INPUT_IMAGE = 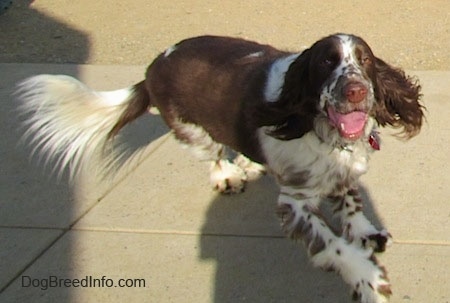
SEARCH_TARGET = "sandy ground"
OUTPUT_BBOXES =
[0,0,449,70]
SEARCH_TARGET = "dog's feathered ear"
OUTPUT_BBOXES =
[373,58,424,138]
[255,48,318,140]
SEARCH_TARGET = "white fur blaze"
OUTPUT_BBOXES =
[16,75,133,179]
[264,53,300,102]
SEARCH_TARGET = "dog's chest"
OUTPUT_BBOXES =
[315,144,369,196]
[259,130,371,197]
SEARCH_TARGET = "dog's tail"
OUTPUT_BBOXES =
[16,74,151,179]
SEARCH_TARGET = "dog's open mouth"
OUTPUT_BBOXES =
[327,107,368,140]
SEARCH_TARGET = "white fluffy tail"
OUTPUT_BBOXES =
[16,75,146,179]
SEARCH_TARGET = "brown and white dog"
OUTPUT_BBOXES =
[17,34,424,303]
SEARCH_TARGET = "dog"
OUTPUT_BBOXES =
[17,33,424,302]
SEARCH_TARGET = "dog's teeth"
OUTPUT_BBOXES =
[340,123,346,131]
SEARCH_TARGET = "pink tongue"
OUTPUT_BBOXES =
[327,107,368,140]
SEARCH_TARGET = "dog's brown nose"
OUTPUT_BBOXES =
[344,83,367,103]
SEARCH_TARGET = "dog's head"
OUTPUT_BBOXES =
[261,34,424,142]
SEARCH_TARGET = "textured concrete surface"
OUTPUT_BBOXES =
[0,1,449,69]
[1,65,449,303]
[1,1,449,303]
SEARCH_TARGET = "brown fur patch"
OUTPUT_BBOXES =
[276,203,296,228]
[108,81,150,139]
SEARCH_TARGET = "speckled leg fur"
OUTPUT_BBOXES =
[277,194,392,303]
[334,189,393,252]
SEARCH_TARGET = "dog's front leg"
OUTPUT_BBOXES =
[333,188,392,252]
[277,193,391,303]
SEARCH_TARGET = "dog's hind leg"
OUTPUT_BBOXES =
[209,157,247,194]
[233,153,266,180]
[170,119,248,194]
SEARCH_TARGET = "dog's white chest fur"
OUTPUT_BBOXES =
[258,128,371,197]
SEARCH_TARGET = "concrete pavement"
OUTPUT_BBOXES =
[2,1,450,302]
[0,63,449,303]
[1,1,449,70]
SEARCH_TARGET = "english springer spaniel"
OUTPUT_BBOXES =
[17,34,424,303]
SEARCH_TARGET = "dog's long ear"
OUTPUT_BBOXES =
[256,48,318,140]
[373,58,424,138]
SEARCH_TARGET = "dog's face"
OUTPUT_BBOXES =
[310,34,377,141]
[254,33,422,142]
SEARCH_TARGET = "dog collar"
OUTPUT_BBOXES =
[368,131,380,151]
[337,130,380,152]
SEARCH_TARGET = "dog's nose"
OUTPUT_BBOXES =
[344,83,367,103]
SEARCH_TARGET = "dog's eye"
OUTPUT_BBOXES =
[361,57,371,65]
[321,58,334,66]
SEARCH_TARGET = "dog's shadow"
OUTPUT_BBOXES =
[199,176,387,303]
[106,114,388,303]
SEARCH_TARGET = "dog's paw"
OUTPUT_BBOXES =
[344,221,393,253]
[350,266,392,303]
[210,160,247,194]
[345,251,392,303]
[313,238,392,303]
[233,154,266,180]
[360,230,393,253]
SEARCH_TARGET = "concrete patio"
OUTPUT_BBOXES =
[1,63,449,302]
[1,1,449,302]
